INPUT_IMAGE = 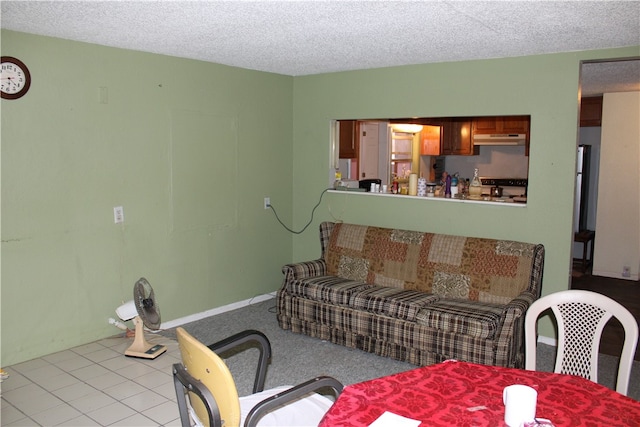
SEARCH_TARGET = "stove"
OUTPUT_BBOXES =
[480,177,528,202]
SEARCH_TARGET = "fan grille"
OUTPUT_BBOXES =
[134,277,161,329]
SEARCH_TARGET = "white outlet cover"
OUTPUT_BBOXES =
[114,206,124,224]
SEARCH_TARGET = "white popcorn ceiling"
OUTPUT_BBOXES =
[1,1,638,94]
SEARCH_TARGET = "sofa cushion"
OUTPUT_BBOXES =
[349,286,440,322]
[415,300,505,339]
[322,222,538,303]
[286,275,371,306]
[325,223,425,288]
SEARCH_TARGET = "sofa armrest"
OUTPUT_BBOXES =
[494,290,537,368]
[281,259,327,284]
[504,290,537,315]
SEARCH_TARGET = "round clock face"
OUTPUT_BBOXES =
[1,56,31,100]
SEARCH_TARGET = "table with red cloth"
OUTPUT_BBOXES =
[318,360,640,426]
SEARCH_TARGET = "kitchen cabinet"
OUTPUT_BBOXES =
[420,125,441,155]
[580,96,603,127]
[339,120,358,158]
[472,115,530,155]
[443,119,474,155]
[472,116,529,134]
[421,119,475,156]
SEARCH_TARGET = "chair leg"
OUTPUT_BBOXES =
[173,364,195,427]
[173,363,222,427]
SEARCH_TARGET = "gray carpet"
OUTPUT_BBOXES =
[161,298,640,400]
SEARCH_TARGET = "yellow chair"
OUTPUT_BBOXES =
[173,327,343,427]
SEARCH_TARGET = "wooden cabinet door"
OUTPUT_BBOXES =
[339,120,358,158]
[420,124,441,155]
[500,116,529,133]
[472,117,498,134]
[473,116,529,134]
[443,119,474,155]
[580,96,603,127]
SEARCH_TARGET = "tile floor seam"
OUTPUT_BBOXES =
[2,334,182,427]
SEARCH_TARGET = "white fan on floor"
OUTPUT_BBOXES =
[115,278,166,359]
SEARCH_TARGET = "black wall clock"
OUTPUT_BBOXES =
[1,56,31,100]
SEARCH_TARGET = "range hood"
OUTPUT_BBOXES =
[473,133,527,146]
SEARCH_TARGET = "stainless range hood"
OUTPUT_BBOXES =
[473,133,527,146]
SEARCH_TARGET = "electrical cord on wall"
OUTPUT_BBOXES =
[268,188,330,234]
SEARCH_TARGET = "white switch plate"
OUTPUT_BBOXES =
[114,206,124,224]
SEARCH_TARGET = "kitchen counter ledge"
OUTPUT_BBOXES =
[328,189,527,207]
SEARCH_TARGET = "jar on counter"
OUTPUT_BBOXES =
[468,168,483,200]
[426,183,436,197]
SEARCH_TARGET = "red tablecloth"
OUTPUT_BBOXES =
[319,360,640,426]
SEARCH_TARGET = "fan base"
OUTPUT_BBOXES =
[124,316,166,359]
[125,344,167,359]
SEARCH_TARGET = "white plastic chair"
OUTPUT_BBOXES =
[525,289,638,395]
[173,327,343,427]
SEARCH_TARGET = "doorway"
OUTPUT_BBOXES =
[574,59,640,280]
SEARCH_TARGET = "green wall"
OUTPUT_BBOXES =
[2,28,638,366]
[1,31,294,366]
[290,47,640,338]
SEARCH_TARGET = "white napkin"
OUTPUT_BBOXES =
[368,411,421,427]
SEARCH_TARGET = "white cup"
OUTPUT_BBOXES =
[503,384,537,427]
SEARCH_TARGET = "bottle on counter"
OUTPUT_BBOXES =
[445,174,452,198]
[469,168,482,200]
[451,174,459,198]
[457,176,465,197]
[408,173,418,196]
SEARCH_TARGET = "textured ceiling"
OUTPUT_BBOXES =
[1,1,639,94]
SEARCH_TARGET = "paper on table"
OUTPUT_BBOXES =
[368,411,421,427]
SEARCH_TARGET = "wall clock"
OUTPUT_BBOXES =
[1,56,31,100]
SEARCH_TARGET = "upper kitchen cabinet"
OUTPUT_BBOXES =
[339,120,358,158]
[472,116,530,135]
[420,119,476,156]
[420,124,441,156]
[580,96,603,127]
[472,115,530,155]
[443,118,474,155]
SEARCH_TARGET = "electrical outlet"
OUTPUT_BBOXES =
[264,197,271,210]
[622,266,631,278]
[114,206,124,224]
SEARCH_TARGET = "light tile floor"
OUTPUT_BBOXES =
[1,333,182,426]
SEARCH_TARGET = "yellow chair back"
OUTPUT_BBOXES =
[176,327,242,427]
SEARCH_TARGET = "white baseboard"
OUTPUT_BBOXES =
[160,292,276,330]
[537,335,557,347]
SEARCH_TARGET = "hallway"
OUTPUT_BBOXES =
[571,269,640,360]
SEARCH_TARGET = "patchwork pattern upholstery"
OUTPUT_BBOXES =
[324,222,535,304]
[278,222,545,368]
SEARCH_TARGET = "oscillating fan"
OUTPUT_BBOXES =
[115,277,167,359]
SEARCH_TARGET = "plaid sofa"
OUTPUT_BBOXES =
[277,222,545,368]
